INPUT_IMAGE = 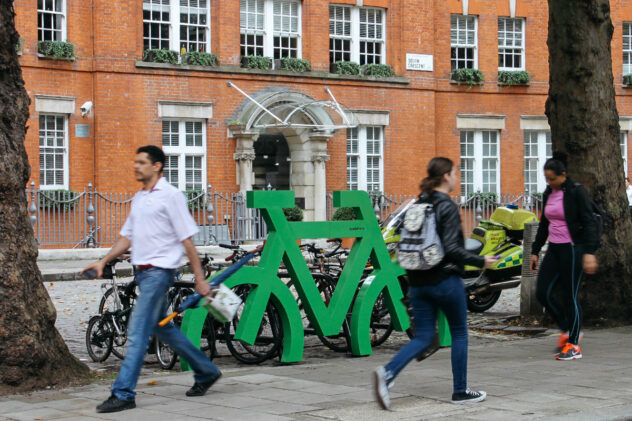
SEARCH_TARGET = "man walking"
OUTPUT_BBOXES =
[83,145,221,413]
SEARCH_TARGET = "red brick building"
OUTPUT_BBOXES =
[15,0,632,221]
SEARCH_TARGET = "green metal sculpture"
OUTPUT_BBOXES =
[181,190,416,366]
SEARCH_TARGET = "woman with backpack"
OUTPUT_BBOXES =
[530,152,599,361]
[373,157,495,409]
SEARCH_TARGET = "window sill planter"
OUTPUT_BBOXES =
[240,55,273,70]
[37,41,76,61]
[330,61,361,76]
[497,70,530,86]
[143,49,179,65]
[623,74,632,88]
[450,69,484,87]
[181,51,218,67]
[273,57,311,72]
[362,63,395,78]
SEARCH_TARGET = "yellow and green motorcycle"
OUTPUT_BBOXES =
[382,200,537,312]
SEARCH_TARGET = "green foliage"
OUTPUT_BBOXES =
[332,207,356,221]
[142,49,179,64]
[363,63,394,77]
[16,37,24,53]
[624,74,632,86]
[332,61,361,75]
[182,51,218,67]
[467,191,498,204]
[184,189,205,210]
[451,68,485,86]
[241,55,272,70]
[283,205,304,221]
[497,70,530,85]
[38,41,75,60]
[279,57,311,72]
[40,190,78,210]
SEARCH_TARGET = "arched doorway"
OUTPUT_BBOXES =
[253,133,290,190]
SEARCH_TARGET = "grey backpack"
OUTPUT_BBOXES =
[397,202,445,270]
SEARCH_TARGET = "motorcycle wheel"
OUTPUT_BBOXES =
[467,290,502,312]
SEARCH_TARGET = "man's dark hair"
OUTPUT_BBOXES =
[136,145,165,172]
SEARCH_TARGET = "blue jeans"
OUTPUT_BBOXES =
[384,275,469,394]
[112,268,221,401]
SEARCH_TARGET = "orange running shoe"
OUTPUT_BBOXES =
[556,343,582,360]
[554,332,569,354]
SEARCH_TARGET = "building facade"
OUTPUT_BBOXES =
[16,0,632,221]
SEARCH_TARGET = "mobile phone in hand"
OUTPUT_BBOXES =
[82,269,98,279]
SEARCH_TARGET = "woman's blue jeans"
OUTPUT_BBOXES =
[111,267,221,401]
[384,274,468,394]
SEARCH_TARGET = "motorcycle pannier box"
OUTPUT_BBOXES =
[489,207,538,239]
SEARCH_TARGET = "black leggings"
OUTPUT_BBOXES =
[535,243,584,344]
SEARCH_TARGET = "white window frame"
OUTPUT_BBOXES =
[143,0,211,53]
[523,131,551,193]
[346,126,384,192]
[240,0,302,59]
[37,0,67,42]
[329,5,386,65]
[451,14,478,70]
[39,114,69,190]
[162,119,207,191]
[622,132,628,176]
[625,23,632,76]
[498,17,525,71]
[460,130,500,196]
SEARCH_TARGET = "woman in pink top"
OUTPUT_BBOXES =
[529,152,599,361]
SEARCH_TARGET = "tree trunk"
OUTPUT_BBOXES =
[547,0,632,324]
[0,2,89,392]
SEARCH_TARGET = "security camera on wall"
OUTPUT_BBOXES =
[80,101,93,117]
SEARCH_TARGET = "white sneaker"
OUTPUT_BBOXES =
[451,388,487,404]
[373,366,390,410]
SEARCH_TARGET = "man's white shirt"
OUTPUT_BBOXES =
[120,177,198,268]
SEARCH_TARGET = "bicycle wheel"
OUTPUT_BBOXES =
[86,315,113,362]
[155,336,178,370]
[224,285,283,364]
[170,285,217,360]
[110,308,132,360]
[314,277,351,353]
[368,289,395,347]
[99,284,136,314]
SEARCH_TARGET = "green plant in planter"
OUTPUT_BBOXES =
[497,70,530,85]
[624,74,632,86]
[467,191,498,204]
[40,189,78,210]
[182,51,218,67]
[241,55,272,70]
[142,49,179,64]
[184,189,205,210]
[16,36,24,53]
[332,207,356,221]
[363,63,394,77]
[279,57,311,72]
[450,68,484,87]
[38,41,75,60]
[331,61,361,75]
[283,205,304,221]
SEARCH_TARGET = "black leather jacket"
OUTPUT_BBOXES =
[407,191,485,286]
[531,177,599,256]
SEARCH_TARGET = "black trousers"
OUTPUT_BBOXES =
[535,243,584,345]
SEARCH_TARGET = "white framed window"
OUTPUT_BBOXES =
[346,126,383,192]
[38,0,66,41]
[624,23,632,75]
[240,0,302,59]
[143,0,211,53]
[498,17,525,70]
[329,5,385,65]
[39,114,68,189]
[451,15,477,70]
[460,130,500,196]
[622,132,628,176]
[162,120,206,191]
[523,131,552,194]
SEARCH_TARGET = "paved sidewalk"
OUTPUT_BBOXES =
[2,327,631,420]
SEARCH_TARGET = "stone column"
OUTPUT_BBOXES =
[229,123,257,192]
[312,152,330,221]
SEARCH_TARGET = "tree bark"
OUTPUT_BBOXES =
[0,2,89,392]
[547,0,632,324]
